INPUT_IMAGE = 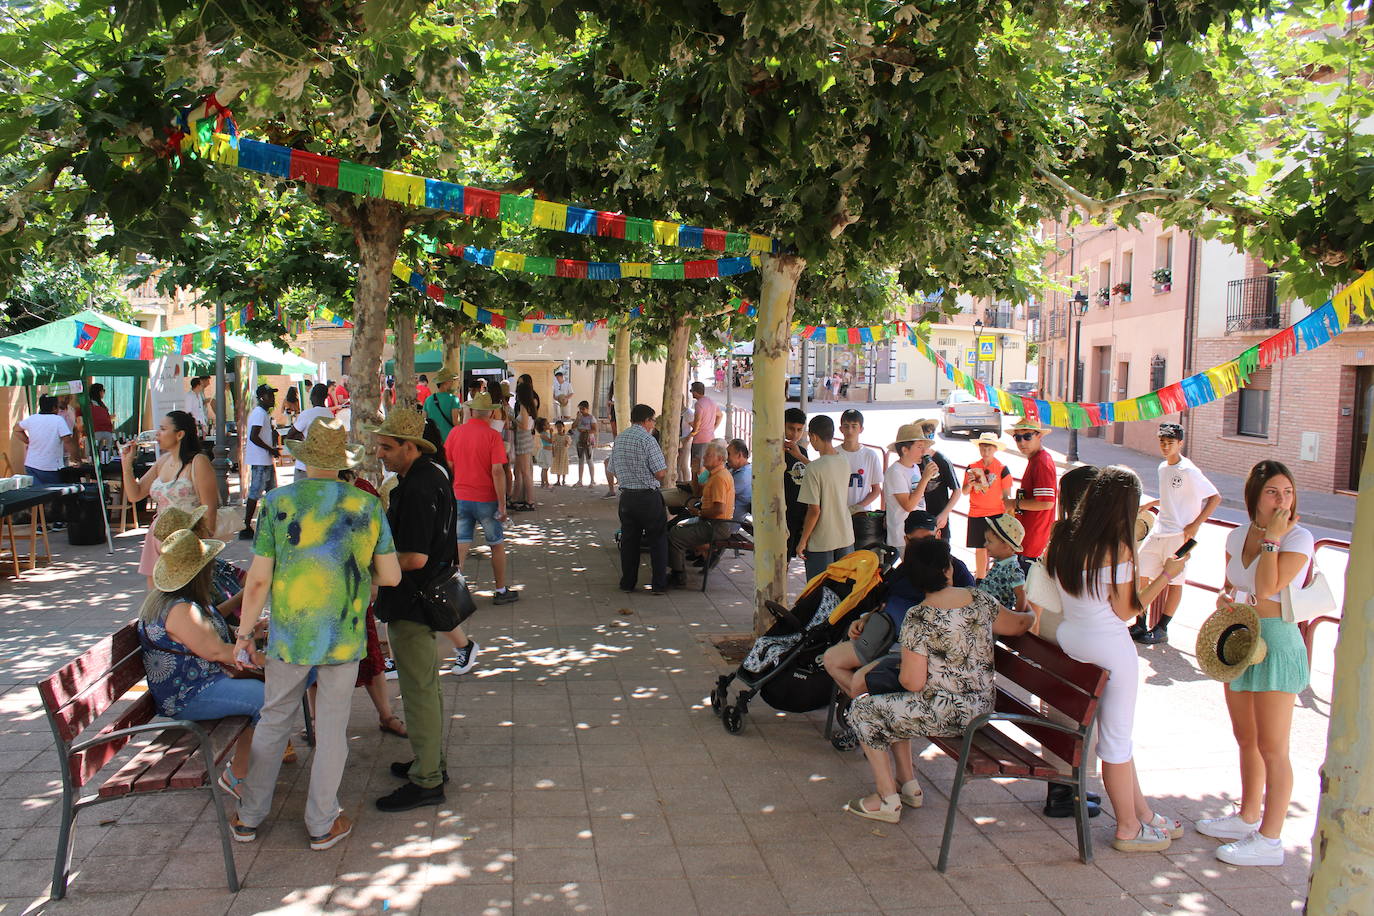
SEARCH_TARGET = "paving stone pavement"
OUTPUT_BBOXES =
[0,478,1331,915]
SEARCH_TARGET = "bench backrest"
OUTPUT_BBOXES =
[37,622,156,788]
[993,633,1107,768]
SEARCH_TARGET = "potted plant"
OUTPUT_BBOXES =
[1152,267,1172,292]
[1111,281,1132,302]
[1096,286,1111,306]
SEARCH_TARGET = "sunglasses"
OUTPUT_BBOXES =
[1011,432,1040,442]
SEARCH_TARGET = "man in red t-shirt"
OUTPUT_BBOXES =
[1003,418,1057,559]
[444,392,519,604]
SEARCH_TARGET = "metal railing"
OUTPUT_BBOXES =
[1226,276,1284,333]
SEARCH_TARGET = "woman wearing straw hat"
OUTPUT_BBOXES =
[1194,460,1315,867]
[1043,466,1186,852]
[137,529,262,801]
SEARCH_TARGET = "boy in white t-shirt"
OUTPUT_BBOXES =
[1132,422,1221,645]
[838,409,882,512]
[881,422,938,549]
[240,384,281,540]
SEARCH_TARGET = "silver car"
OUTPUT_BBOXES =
[940,389,1002,437]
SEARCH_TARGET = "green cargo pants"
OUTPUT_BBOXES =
[388,618,446,788]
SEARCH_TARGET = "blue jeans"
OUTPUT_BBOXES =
[177,677,266,724]
[456,499,504,544]
[803,544,854,583]
[27,467,66,522]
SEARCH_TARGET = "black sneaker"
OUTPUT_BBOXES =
[1044,783,1102,818]
[448,641,480,675]
[1127,620,1148,641]
[238,527,255,541]
[831,725,859,752]
[1138,625,1170,646]
[666,572,687,590]
[493,588,520,605]
[376,781,446,812]
[391,760,450,782]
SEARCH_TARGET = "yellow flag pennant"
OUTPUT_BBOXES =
[621,262,652,278]
[494,250,526,272]
[1049,402,1070,428]
[653,221,681,246]
[1114,398,1140,422]
[381,171,426,207]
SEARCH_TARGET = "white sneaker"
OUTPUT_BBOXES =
[383,658,399,681]
[1216,831,1284,867]
[1196,811,1261,840]
[447,641,480,676]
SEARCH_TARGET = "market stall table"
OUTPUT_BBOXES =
[0,484,84,577]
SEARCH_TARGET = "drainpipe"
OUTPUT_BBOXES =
[1181,234,1201,452]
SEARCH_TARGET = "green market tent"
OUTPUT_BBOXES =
[385,344,505,375]
[0,338,89,385]
[185,334,317,376]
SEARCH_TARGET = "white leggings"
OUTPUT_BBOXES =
[1053,623,1139,764]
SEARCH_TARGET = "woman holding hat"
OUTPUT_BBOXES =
[882,423,939,551]
[1195,460,1314,867]
[1044,466,1186,852]
[962,432,1015,577]
[137,529,263,799]
[122,410,218,587]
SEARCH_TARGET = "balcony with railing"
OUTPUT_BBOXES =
[983,307,1016,329]
[1226,276,1284,333]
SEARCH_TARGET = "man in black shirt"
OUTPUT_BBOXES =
[915,419,961,541]
[369,410,457,812]
[783,407,810,559]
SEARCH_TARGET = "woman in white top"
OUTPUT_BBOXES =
[1196,461,1314,868]
[1044,466,1186,852]
[121,411,218,587]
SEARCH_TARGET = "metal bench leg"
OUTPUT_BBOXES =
[49,796,77,900]
[301,693,316,747]
[823,685,841,740]
[701,546,721,592]
[936,767,971,872]
[199,739,241,893]
[1073,767,1094,864]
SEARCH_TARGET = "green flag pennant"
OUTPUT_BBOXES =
[1137,391,1164,419]
[338,161,384,196]
[650,262,685,280]
[1066,403,1090,428]
[624,217,654,244]
[499,194,535,225]
[523,256,556,276]
[1236,346,1259,385]
[725,232,750,253]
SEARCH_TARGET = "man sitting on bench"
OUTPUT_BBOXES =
[667,441,735,589]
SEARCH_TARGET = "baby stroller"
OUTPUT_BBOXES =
[710,548,896,733]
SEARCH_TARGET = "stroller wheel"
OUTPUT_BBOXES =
[709,687,723,715]
[722,703,745,734]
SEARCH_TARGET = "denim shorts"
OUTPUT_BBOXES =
[457,500,504,544]
[247,464,277,499]
[177,677,266,724]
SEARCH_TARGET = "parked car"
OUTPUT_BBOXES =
[939,389,1002,437]
[785,375,817,401]
[1005,379,1039,398]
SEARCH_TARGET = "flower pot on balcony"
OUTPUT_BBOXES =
[1122,293,1132,303]
[1153,282,1171,293]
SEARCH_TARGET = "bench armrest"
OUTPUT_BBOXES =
[969,711,1088,739]
[68,718,212,757]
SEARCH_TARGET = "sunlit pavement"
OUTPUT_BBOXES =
[0,438,1329,914]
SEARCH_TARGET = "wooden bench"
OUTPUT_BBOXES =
[927,632,1107,872]
[701,521,753,591]
[37,622,247,900]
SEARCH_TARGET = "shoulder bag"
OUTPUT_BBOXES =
[415,564,477,632]
[1280,558,1337,624]
[1024,560,1064,643]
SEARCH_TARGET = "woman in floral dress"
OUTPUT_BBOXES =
[844,537,1033,823]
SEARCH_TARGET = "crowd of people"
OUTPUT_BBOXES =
[34,364,1312,869]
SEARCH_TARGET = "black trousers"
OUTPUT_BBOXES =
[618,488,668,591]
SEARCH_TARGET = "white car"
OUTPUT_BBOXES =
[940,389,1002,437]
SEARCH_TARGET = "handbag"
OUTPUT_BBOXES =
[852,610,896,663]
[1280,559,1337,624]
[1024,560,1064,642]
[415,564,477,632]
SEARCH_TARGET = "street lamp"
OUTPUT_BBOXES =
[972,318,984,383]
[1066,290,1089,463]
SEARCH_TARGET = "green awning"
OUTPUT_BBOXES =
[4,311,151,377]
[184,335,317,376]
[385,345,505,374]
[0,339,88,385]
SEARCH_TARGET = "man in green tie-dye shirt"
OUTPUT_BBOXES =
[232,417,400,851]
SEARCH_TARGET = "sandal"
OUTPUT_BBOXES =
[282,742,297,764]
[1111,822,1172,853]
[1150,812,1185,839]
[899,779,923,809]
[379,715,408,738]
[843,793,901,824]
[217,764,244,799]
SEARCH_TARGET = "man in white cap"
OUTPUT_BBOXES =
[231,417,400,851]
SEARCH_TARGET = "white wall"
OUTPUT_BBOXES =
[1196,239,1252,338]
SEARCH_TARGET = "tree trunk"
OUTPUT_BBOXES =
[1307,410,1374,912]
[613,323,632,432]
[349,199,406,480]
[659,316,691,485]
[444,325,464,369]
[592,360,604,417]
[393,312,417,409]
[752,253,806,634]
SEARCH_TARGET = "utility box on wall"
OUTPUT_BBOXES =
[1300,432,1319,462]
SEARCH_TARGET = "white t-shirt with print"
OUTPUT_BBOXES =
[291,406,336,473]
[841,444,882,508]
[1155,457,1220,535]
[883,461,919,549]
[244,406,275,467]
[19,414,72,472]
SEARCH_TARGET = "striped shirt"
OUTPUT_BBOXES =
[609,425,666,490]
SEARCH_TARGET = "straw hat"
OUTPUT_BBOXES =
[151,505,208,542]
[464,391,499,411]
[1135,508,1155,544]
[974,432,1002,447]
[1009,416,1049,434]
[283,417,363,471]
[887,422,935,451]
[365,408,435,453]
[153,529,226,593]
[434,365,460,385]
[984,514,1025,553]
[1195,600,1268,682]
